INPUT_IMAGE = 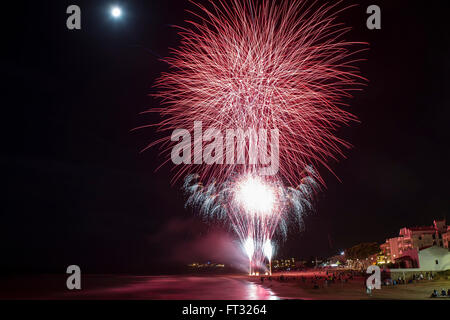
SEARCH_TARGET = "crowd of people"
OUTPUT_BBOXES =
[382,271,435,286]
[259,270,362,289]
[430,288,450,298]
[256,268,449,299]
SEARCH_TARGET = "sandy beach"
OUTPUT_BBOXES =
[245,271,450,300]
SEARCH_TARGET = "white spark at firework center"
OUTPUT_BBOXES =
[244,237,254,260]
[263,240,273,260]
[235,176,276,215]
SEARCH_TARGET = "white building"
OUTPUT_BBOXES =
[391,246,450,272]
[416,246,450,271]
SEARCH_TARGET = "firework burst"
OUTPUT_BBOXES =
[143,0,366,272]
[144,0,366,186]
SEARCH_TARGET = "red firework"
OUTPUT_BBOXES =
[144,0,367,186]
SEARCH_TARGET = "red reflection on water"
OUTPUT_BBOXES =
[64,275,279,300]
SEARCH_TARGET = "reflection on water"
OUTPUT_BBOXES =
[247,281,279,300]
[64,275,279,300]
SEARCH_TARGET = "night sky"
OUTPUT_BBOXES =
[2,0,449,274]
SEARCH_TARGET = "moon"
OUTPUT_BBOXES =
[111,6,122,18]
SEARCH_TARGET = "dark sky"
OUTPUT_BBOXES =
[1,0,449,274]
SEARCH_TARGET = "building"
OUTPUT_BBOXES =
[391,246,450,272]
[379,242,391,263]
[187,262,225,268]
[416,246,450,271]
[376,251,389,265]
[273,258,296,270]
[443,226,450,249]
[380,219,448,263]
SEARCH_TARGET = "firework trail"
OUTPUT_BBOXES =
[144,0,366,272]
